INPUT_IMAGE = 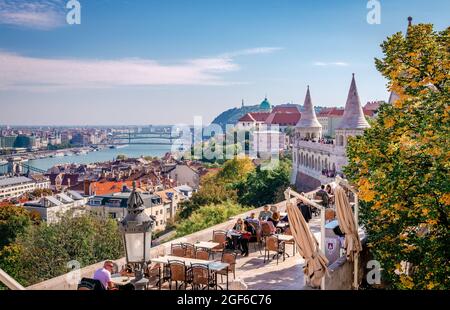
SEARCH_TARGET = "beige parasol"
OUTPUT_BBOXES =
[286,201,328,288]
[334,185,362,262]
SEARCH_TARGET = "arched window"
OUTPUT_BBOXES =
[337,135,344,146]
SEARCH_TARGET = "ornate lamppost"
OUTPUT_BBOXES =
[120,182,155,290]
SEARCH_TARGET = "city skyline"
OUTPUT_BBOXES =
[1,0,449,125]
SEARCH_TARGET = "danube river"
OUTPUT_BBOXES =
[27,144,173,171]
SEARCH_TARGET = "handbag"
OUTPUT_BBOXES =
[242,232,252,240]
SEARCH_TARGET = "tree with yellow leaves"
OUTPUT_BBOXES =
[345,23,449,289]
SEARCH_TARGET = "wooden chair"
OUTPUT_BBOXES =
[264,236,286,265]
[171,243,185,257]
[210,230,227,258]
[217,250,237,282]
[183,243,196,258]
[168,260,188,290]
[283,227,296,256]
[146,264,162,290]
[195,247,210,260]
[247,221,262,254]
[77,278,105,290]
[260,221,275,247]
[189,264,215,290]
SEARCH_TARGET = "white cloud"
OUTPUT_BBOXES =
[0,0,65,30]
[0,47,282,91]
[313,61,349,67]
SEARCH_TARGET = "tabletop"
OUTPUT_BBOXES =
[194,241,220,249]
[277,222,289,228]
[110,275,135,286]
[275,234,294,242]
[227,230,242,237]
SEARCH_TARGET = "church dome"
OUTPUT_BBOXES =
[260,97,271,110]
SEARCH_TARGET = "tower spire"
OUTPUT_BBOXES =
[296,86,321,129]
[336,74,370,130]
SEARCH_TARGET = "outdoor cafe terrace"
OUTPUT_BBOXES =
[24,188,366,291]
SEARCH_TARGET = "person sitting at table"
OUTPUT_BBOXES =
[246,212,257,222]
[316,185,330,208]
[233,218,251,256]
[297,199,312,223]
[93,260,117,290]
[268,212,281,227]
[258,205,273,221]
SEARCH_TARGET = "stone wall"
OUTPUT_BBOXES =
[295,171,322,192]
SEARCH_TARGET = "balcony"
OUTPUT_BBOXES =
[295,140,346,156]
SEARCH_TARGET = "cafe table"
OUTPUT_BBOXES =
[193,241,220,259]
[110,274,135,287]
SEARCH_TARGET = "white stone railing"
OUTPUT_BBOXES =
[295,140,346,155]
[0,268,26,290]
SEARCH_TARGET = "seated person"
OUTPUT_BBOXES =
[93,261,116,290]
[316,185,330,208]
[246,212,258,222]
[258,205,273,221]
[233,218,251,256]
[270,205,278,214]
[297,200,312,223]
[268,212,281,227]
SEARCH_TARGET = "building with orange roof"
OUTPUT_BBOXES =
[85,180,140,196]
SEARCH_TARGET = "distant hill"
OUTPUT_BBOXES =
[211,105,261,129]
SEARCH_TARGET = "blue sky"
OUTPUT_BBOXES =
[0,0,449,125]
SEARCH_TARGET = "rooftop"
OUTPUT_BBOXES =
[0,176,33,187]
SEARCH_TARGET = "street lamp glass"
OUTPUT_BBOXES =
[124,231,151,263]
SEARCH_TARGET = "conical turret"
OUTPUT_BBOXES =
[296,86,322,128]
[337,74,370,130]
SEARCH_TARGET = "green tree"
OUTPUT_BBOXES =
[216,156,254,184]
[30,188,53,198]
[176,201,251,237]
[116,154,127,161]
[345,23,449,289]
[0,205,33,249]
[0,213,124,287]
[236,158,292,207]
[177,157,254,219]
